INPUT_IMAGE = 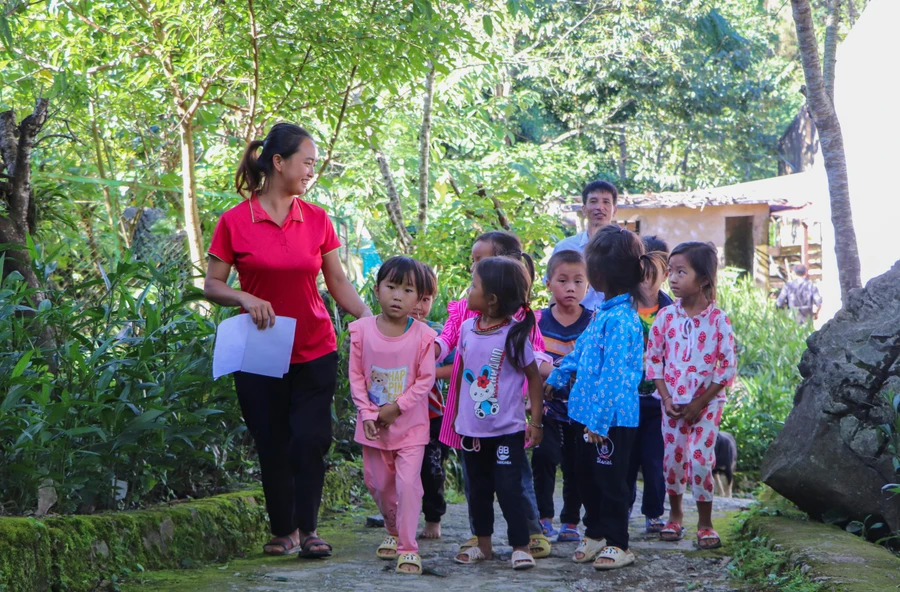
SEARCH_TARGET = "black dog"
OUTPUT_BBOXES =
[713,431,737,498]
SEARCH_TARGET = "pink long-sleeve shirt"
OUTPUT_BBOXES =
[350,316,437,450]
[438,299,551,449]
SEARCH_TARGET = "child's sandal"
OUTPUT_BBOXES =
[593,546,635,571]
[511,550,536,570]
[376,535,398,559]
[454,546,486,565]
[572,536,606,563]
[458,535,478,552]
[646,517,666,534]
[529,533,552,559]
[696,528,722,550]
[557,523,581,542]
[660,522,686,542]
[395,552,422,575]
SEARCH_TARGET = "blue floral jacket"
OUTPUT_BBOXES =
[546,293,643,436]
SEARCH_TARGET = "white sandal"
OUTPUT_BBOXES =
[572,536,606,563]
[593,546,635,571]
[511,549,535,570]
[454,546,487,564]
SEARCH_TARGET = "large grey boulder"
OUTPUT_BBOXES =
[762,260,900,531]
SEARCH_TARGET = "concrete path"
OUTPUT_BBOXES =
[128,485,752,592]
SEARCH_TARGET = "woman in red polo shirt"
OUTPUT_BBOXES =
[204,123,371,559]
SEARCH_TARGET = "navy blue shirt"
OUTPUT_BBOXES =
[538,304,593,422]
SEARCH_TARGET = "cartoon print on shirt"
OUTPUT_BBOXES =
[463,348,505,419]
[367,365,409,407]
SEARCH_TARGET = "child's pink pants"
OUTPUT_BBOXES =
[362,445,425,554]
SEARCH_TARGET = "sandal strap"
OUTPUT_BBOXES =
[380,536,397,546]
[300,535,331,550]
[459,546,485,560]
[599,546,624,556]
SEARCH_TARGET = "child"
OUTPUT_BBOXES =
[349,256,437,575]
[625,235,674,534]
[532,249,592,543]
[435,231,554,559]
[411,264,455,539]
[545,225,650,571]
[452,256,544,570]
[646,241,736,550]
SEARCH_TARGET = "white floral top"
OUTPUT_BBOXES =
[645,300,737,406]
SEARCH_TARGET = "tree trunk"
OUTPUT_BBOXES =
[417,64,436,233]
[178,118,205,288]
[617,126,627,182]
[791,0,861,304]
[367,133,412,251]
[0,100,49,294]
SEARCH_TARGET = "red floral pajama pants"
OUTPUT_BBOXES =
[660,399,724,502]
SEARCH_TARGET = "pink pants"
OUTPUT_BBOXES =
[362,445,425,554]
[661,399,724,502]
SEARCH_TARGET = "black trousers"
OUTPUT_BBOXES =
[531,416,582,524]
[463,431,534,548]
[234,351,338,537]
[421,416,449,523]
[627,397,666,519]
[575,424,637,549]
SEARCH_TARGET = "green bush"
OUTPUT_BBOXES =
[717,270,813,471]
[0,256,252,515]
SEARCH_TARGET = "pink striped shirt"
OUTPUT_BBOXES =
[438,299,550,449]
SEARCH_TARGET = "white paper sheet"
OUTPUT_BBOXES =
[212,314,297,379]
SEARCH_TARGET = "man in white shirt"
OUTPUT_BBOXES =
[551,180,619,310]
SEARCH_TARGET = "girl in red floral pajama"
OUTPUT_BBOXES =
[645,242,736,550]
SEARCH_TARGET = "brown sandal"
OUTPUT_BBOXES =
[263,535,300,556]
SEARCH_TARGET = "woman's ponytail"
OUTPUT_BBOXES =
[235,140,265,197]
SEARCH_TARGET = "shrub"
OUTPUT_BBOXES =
[717,270,813,471]
[0,256,252,515]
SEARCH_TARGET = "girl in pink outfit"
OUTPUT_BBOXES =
[350,257,436,575]
[645,242,737,551]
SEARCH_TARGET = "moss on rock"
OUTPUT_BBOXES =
[0,461,361,591]
[743,514,900,592]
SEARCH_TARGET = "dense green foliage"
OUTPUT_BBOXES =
[717,271,812,471]
[0,0,841,515]
[0,256,249,515]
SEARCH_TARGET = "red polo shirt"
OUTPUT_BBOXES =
[208,196,342,364]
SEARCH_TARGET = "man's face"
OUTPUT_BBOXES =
[582,191,617,232]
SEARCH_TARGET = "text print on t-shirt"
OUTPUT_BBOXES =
[367,365,409,407]
[463,348,505,419]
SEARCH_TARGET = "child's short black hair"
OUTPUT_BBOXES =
[670,241,718,301]
[581,180,619,205]
[642,235,669,254]
[585,225,646,303]
[546,249,585,283]
[421,263,438,297]
[376,256,427,296]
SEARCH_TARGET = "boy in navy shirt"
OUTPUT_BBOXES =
[533,249,592,542]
